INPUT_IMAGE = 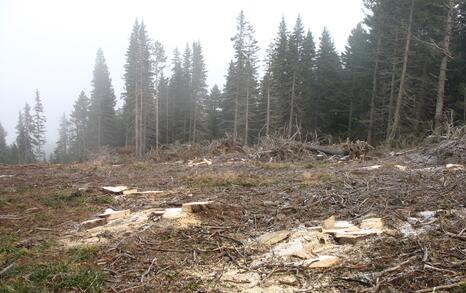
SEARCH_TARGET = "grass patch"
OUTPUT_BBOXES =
[300,171,333,187]
[0,195,15,208]
[40,190,86,208]
[91,195,113,205]
[0,236,28,261]
[0,262,105,292]
[69,246,98,262]
[257,162,295,169]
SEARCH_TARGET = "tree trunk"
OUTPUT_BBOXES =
[368,34,381,145]
[288,72,296,138]
[388,0,414,143]
[233,91,239,142]
[416,61,428,132]
[386,31,399,139]
[464,87,466,123]
[266,77,271,137]
[192,101,197,144]
[434,0,454,132]
[244,79,250,145]
[155,95,159,150]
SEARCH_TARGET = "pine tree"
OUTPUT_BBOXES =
[89,48,116,149]
[32,89,46,161]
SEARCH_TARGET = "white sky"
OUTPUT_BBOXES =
[0,0,365,149]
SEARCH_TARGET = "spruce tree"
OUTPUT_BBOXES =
[54,114,70,163]
[153,40,167,149]
[301,30,317,132]
[169,48,184,142]
[341,23,372,139]
[89,48,116,149]
[206,85,222,139]
[0,122,7,163]
[69,91,90,160]
[32,89,46,161]
[122,20,155,155]
[314,28,343,135]
[228,11,259,144]
[286,16,305,137]
[271,17,291,133]
[191,41,208,143]
[181,44,192,142]
[15,108,34,164]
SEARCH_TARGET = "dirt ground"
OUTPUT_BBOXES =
[1,141,465,292]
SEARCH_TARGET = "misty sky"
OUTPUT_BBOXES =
[0,0,365,151]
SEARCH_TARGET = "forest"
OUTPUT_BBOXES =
[1,0,465,164]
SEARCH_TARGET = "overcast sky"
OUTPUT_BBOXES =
[0,0,365,150]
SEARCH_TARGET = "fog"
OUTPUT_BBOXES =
[0,0,364,152]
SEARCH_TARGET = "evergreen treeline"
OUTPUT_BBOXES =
[2,1,466,164]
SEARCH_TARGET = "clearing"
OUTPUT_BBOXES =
[1,139,465,292]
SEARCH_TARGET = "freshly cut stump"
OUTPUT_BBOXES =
[102,186,129,194]
[79,218,107,231]
[98,209,130,221]
[181,201,214,213]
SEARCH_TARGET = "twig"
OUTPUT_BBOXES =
[0,261,16,276]
[140,256,157,282]
[415,280,466,293]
